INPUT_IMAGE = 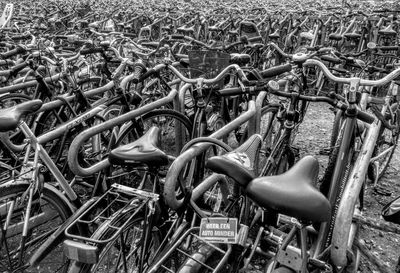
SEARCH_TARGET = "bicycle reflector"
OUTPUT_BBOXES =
[382,196,400,224]
[63,240,99,264]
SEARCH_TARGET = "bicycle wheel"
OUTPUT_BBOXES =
[0,183,73,272]
[258,104,295,177]
[258,104,287,174]
[68,215,161,273]
[368,103,400,182]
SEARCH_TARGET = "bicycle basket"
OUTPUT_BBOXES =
[382,195,400,225]
[188,50,230,79]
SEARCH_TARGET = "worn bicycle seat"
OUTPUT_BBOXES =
[269,29,280,39]
[228,29,239,36]
[208,26,221,32]
[177,26,195,34]
[206,134,262,187]
[329,33,343,41]
[108,126,169,167]
[378,25,397,36]
[230,53,251,66]
[0,99,42,132]
[246,156,331,223]
[344,32,361,39]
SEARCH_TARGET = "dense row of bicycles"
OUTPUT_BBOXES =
[1,0,400,272]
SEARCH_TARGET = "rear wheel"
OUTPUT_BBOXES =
[68,214,161,273]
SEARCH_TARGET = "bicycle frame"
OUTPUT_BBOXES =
[330,82,397,270]
[0,104,106,267]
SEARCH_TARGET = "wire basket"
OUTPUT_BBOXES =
[188,50,230,79]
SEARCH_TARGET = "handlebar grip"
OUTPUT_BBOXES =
[0,46,26,59]
[377,46,399,51]
[260,63,292,78]
[10,34,31,41]
[80,47,104,55]
[357,109,375,124]
[171,34,184,39]
[138,68,156,82]
[10,61,29,76]
[179,59,189,68]
[320,55,341,64]
[123,33,136,38]
[55,35,68,40]
[131,63,147,84]
[217,87,243,96]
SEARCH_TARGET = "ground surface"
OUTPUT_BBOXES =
[295,103,400,273]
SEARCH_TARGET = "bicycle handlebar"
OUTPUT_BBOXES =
[144,63,249,84]
[0,46,27,59]
[304,59,400,86]
[217,82,375,124]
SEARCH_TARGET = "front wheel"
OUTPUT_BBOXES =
[0,182,73,272]
[368,103,400,183]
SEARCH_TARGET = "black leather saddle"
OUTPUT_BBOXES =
[0,99,42,132]
[246,156,331,223]
[206,134,262,187]
[230,53,251,66]
[108,126,169,167]
[329,33,343,41]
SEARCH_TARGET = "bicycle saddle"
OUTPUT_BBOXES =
[205,134,262,187]
[230,53,251,66]
[228,29,239,36]
[0,99,42,132]
[379,25,397,36]
[328,33,342,41]
[108,126,169,167]
[269,29,280,39]
[246,156,331,223]
[177,26,195,34]
[344,32,361,39]
[208,26,221,32]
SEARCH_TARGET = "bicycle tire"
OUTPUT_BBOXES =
[0,182,73,272]
[259,104,294,176]
[368,103,400,182]
[241,104,282,174]
[68,214,161,273]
